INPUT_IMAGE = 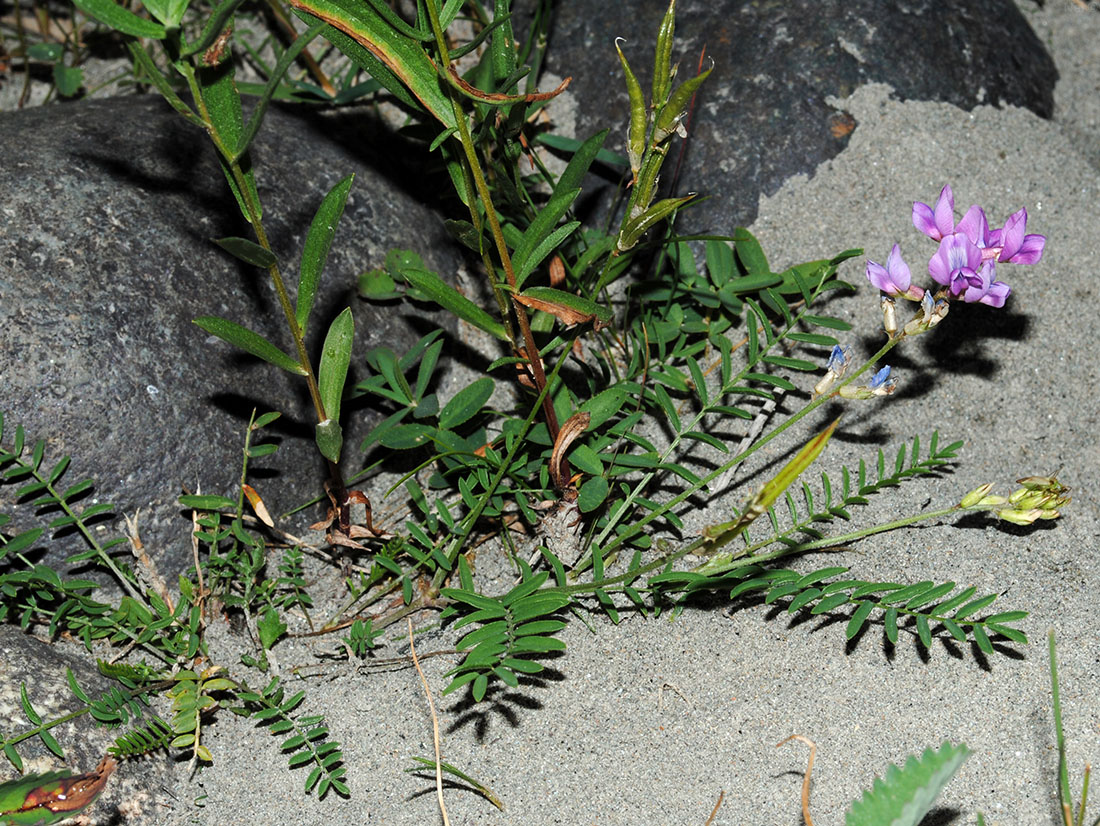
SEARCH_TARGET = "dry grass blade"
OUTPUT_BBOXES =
[409,617,450,826]
[777,734,817,826]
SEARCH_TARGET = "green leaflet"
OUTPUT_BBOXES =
[297,175,354,335]
[317,308,354,424]
[845,742,970,826]
[192,316,307,376]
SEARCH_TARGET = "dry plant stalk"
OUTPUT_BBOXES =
[409,617,450,826]
[777,734,817,826]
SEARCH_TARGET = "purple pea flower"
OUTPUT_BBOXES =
[865,244,925,300]
[917,185,1046,269]
[929,233,983,294]
[929,233,1012,307]
[989,207,1045,265]
[912,185,959,241]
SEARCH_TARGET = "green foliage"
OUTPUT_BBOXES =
[0,0,1073,817]
[342,617,383,657]
[440,563,570,701]
[717,565,1027,653]
[108,715,175,759]
[167,668,236,766]
[1,664,166,773]
[234,678,347,799]
[845,742,970,826]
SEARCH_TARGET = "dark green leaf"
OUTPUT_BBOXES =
[846,601,874,639]
[179,494,236,509]
[402,269,507,340]
[438,377,494,430]
[314,419,343,463]
[215,237,276,268]
[194,316,306,375]
[72,0,166,37]
[318,307,354,424]
[297,174,354,335]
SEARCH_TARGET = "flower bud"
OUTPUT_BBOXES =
[838,364,896,400]
[882,296,898,337]
[998,507,1045,525]
[959,483,995,508]
[902,291,950,337]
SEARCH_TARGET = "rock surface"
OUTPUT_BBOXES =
[0,624,177,825]
[541,0,1057,233]
[0,97,461,577]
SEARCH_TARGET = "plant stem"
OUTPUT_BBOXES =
[424,1,562,451]
[593,333,902,562]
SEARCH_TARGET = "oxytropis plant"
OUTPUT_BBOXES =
[0,0,1077,821]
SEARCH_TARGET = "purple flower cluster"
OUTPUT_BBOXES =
[866,185,1046,309]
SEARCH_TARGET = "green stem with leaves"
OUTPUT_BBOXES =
[423,0,562,447]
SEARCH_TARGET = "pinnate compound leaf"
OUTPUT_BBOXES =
[845,742,970,826]
[194,316,307,375]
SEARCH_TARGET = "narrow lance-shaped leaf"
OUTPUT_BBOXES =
[194,316,307,375]
[511,187,581,285]
[401,268,507,341]
[514,221,580,288]
[126,42,203,127]
[214,236,277,268]
[490,0,516,86]
[314,310,352,461]
[297,174,354,335]
[555,129,610,203]
[179,0,246,56]
[513,286,612,328]
[198,60,262,223]
[71,0,166,38]
[284,0,457,129]
[703,417,841,552]
[618,195,694,251]
[232,19,330,161]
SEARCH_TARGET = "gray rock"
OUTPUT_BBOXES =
[0,97,460,578]
[0,624,177,825]
[541,0,1057,233]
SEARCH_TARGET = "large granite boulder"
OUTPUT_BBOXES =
[542,0,1057,233]
[0,97,461,577]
